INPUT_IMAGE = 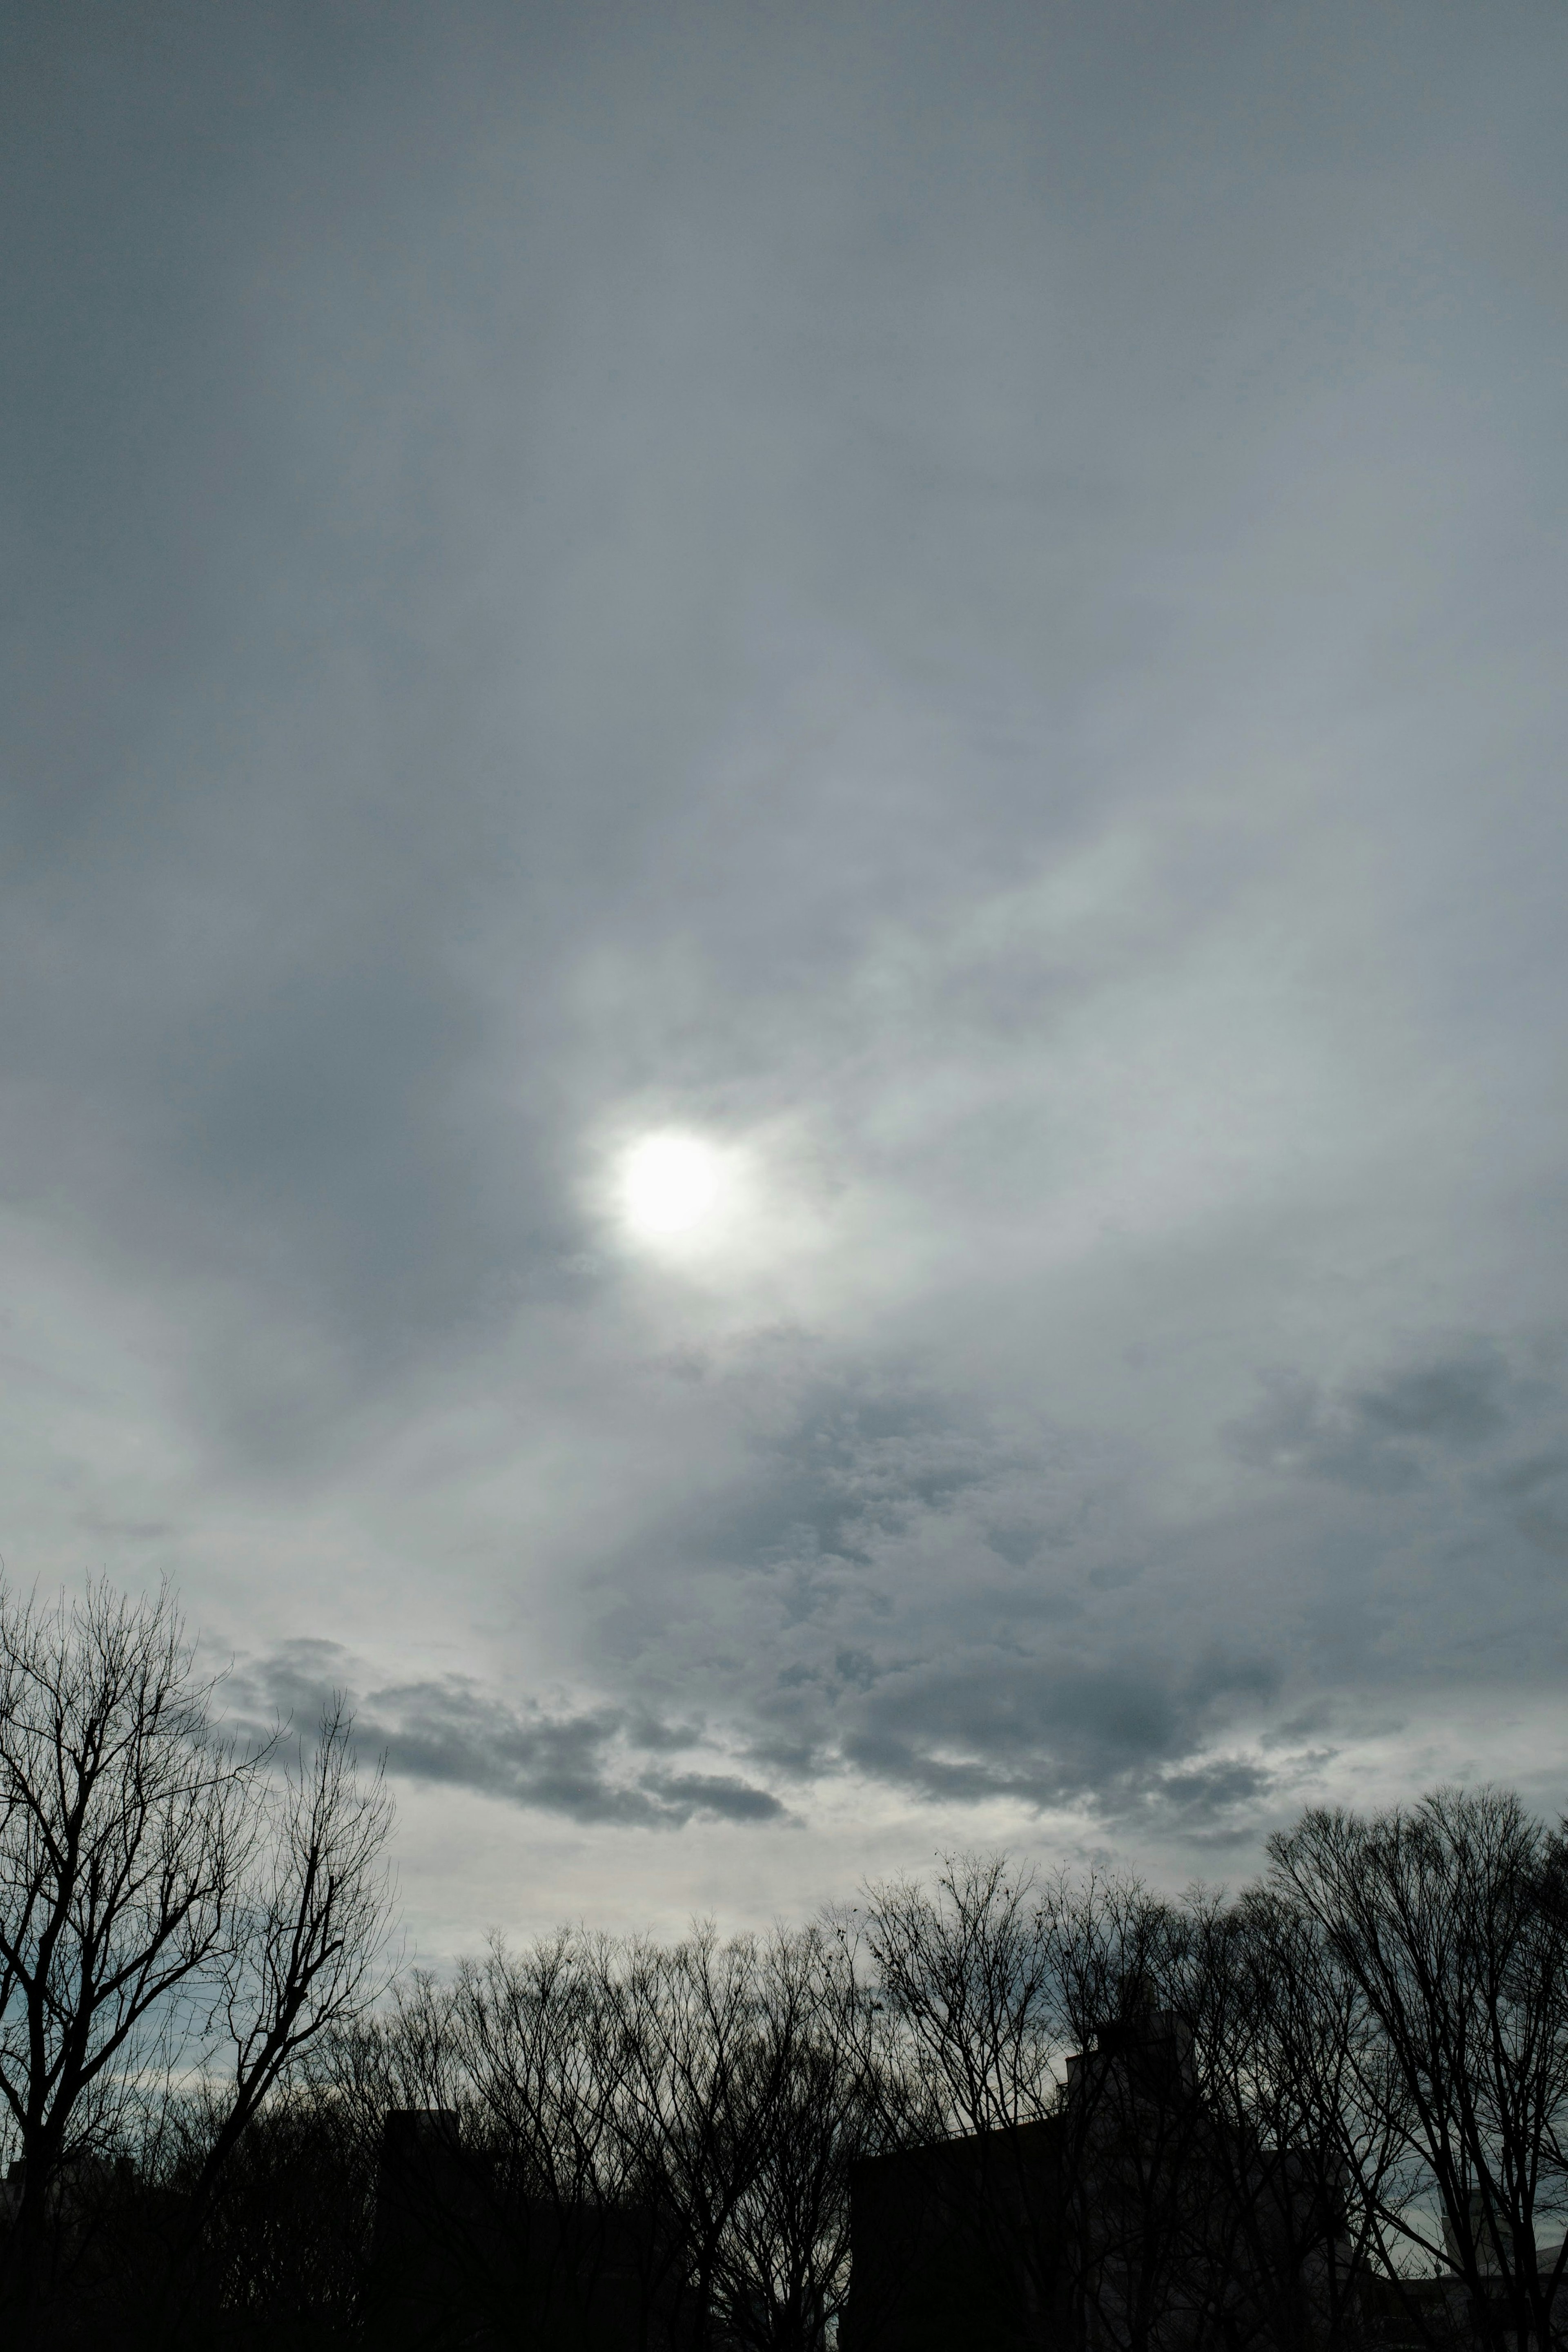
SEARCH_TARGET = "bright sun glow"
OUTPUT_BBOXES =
[620,1134,725,1237]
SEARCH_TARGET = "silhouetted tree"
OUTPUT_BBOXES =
[853,1855,1068,2350]
[1272,1789,1568,2352]
[0,1578,394,2346]
[713,1928,896,2352]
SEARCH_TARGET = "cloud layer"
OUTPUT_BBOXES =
[3,0,1566,1937]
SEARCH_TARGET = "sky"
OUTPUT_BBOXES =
[3,0,1567,1957]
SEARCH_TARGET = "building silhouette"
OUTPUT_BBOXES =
[842,2009,1352,2352]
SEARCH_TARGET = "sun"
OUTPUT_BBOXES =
[619,1133,725,1238]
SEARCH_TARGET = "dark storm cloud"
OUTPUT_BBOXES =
[233,1640,786,1827]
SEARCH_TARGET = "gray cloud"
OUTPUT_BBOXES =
[1223,1348,1524,1494]
[837,1650,1283,1813]
[3,0,1568,1926]
[542,1357,1303,1822]
[234,1641,786,1828]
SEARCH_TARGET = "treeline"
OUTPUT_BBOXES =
[5,1581,1568,2352]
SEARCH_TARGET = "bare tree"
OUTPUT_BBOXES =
[1272,1788,1568,2352]
[447,1928,646,2343]
[1176,1886,1399,2352]
[0,1581,258,2321]
[854,1855,1068,2350]
[454,1928,634,2215]
[0,1580,396,2342]
[862,1855,1062,2140]
[1042,1873,1217,2352]
[715,1926,894,2352]
[854,1860,1383,2352]
[185,1701,395,2206]
[607,1926,804,2352]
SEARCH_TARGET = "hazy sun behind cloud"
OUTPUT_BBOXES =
[619,1133,726,1238]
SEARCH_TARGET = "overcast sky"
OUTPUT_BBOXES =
[4,0,1566,1954]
